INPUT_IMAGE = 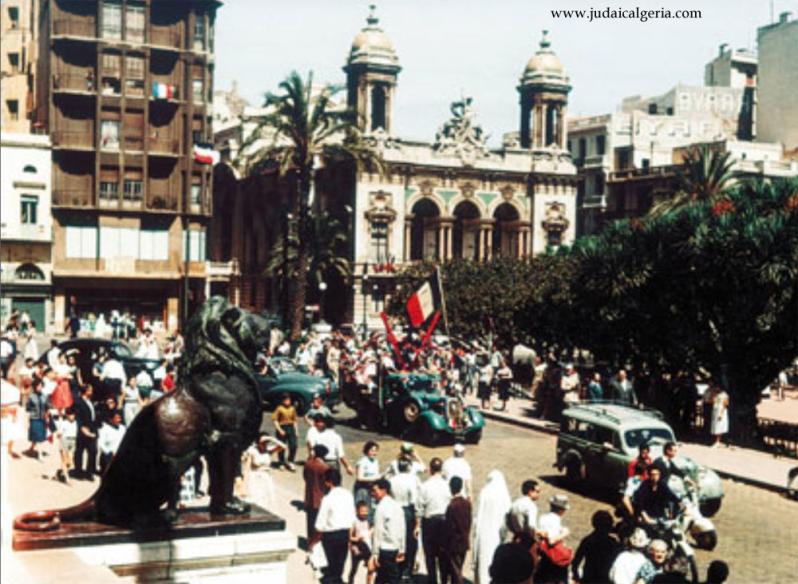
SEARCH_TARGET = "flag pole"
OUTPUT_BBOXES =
[436,265,450,338]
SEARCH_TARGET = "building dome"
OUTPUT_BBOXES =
[347,5,400,69]
[520,31,569,86]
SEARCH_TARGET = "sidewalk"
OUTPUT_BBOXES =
[464,395,797,493]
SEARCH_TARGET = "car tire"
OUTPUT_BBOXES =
[465,430,482,444]
[693,529,717,551]
[699,498,721,518]
[419,423,438,447]
[403,401,421,424]
[293,396,310,416]
[565,459,583,485]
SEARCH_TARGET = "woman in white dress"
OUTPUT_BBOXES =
[472,469,512,584]
[711,386,729,447]
[242,432,286,509]
[22,326,39,362]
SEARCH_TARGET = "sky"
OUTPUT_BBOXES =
[215,0,797,145]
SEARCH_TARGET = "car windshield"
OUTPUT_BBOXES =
[113,343,133,359]
[403,376,439,392]
[624,428,674,450]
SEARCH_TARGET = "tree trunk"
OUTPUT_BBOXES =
[726,367,761,447]
[290,171,312,341]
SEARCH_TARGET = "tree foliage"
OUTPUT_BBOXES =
[390,177,798,439]
[241,71,381,339]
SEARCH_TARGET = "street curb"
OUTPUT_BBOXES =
[481,409,792,495]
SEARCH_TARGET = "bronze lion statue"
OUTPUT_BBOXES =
[15,297,272,530]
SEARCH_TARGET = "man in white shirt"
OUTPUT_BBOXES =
[306,415,354,475]
[609,528,650,584]
[385,443,425,478]
[390,459,421,581]
[310,468,356,583]
[100,351,127,403]
[370,478,406,583]
[442,443,472,499]
[537,494,572,583]
[507,479,541,548]
[45,340,62,370]
[416,458,451,584]
[98,410,126,472]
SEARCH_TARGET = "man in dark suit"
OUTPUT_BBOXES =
[443,476,472,584]
[303,444,330,541]
[74,384,98,480]
[609,369,637,405]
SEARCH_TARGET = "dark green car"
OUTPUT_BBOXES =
[256,361,338,415]
[343,372,485,445]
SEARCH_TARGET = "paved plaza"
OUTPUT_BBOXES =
[5,405,798,583]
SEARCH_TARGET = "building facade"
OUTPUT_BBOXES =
[0,132,53,331]
[570,42,759,235]
[213,10,578,329]
[1,0,37,132]
[35,0,220,332]
[757,12,798,154]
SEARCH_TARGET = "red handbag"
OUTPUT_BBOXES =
[539,540,574,567]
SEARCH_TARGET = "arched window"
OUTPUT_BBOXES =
[371,85,386,131]
[23,165,37,174]
[15,263,45,281]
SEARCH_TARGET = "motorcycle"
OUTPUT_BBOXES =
[668,475,718,552]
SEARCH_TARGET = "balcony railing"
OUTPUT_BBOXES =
[146,185,179,211]
[53,73,96,93]
[149,136,180,155]
[53,189,93,207]
[53,19,96,38]
[123,135,144,151]
[609,165,679,182]
[52,130,94,149]
[149,28,181,49]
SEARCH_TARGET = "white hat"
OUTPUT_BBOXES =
[549,494,570,510]
[629,528,650,549]
[453,443,466,455]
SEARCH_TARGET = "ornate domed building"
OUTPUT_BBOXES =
[213,7,578,328]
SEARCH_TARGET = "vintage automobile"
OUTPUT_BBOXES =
[44,339,161,400]
[342,372,485,445]
[256,359,339,415]
[555,403,724,517]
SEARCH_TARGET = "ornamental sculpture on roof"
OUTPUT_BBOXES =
[433,97,490,167]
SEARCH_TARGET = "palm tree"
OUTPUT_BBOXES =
[242,71,382,339]
[265,211,351,291]
[648,145,736,217]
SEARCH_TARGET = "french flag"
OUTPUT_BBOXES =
[406,272,442,329]
[152,82,175,100]
[193,143,219,165]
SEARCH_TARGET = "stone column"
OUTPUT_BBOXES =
[365,84,372,132]
[385,86,393,134]
[446,224,453,260]
[534,103,545,148]
[404,217,412,261]
[53,291,65,334]
[437,222,445,261]
[559,104,568,149]
[484,224,494,260]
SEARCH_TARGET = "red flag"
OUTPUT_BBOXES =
[380,312,406,370]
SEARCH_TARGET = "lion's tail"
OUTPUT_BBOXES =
[13,498,96,532]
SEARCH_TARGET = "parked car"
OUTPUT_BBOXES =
[256,363,339,415]
[555,403,724,517]
[342,372,485,445]
[43,339,161,399]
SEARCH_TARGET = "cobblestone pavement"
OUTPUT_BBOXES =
[5,409,798,583]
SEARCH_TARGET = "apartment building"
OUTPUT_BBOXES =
[1,0,37,132]
[35,0,220,332]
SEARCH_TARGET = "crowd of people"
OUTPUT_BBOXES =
[294,432,731,584]
[1,320,739,584]
[0,324,179,487]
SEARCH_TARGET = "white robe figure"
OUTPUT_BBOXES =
[472,469,512,584]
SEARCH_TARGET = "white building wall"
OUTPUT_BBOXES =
[757,16,798,151]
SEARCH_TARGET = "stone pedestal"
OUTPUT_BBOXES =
[12,506,295,583]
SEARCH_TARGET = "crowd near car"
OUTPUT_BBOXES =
[556,403,724,516]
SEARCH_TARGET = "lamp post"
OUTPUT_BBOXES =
[282,212,293,326]
[318,281,327,323]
